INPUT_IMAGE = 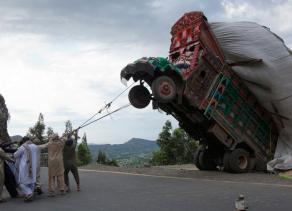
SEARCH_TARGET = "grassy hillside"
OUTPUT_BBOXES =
[88,138,158,167]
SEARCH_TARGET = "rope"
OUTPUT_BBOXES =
[78,82,135,128]
[77,103,131,130]
[272,94,292,102]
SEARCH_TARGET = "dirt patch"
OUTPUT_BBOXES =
[153,164,198,171]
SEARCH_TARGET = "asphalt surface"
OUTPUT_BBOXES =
[1,168,292,211]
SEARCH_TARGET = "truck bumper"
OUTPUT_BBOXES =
[120,61,155,84]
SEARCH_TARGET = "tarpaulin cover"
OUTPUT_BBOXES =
[209,22,292,171]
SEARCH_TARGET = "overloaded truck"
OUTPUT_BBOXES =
[120,12,279,173]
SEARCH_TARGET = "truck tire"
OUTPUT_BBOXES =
[128,85,151,109]
[198,149,217,171]
[151,76,177,103]
[194,146,203,170]
[229,148,250,173]
[248,157,256,171]
[223,152,231,172]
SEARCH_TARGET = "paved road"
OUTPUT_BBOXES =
[1,168,292,211]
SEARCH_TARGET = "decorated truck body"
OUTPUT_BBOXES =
[121,12,279,173]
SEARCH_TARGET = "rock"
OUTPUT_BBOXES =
[0,94,10,145]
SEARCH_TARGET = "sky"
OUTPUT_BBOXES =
[0,0,291,144]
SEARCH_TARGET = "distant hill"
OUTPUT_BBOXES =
[88,138,158,166]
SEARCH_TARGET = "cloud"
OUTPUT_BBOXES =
[221,0,292,45]
[0,31,177,141]
[0,0,291,144]
[0,0,160,44]
[1,0,290,45]
[0,0,226,48]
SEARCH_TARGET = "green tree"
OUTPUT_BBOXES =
[157,120,172,148]
[151,150,168,165]
[46,127,55,139]
[96,150,107,164]
[96,150,119,167]
[156,120,176,164]
[107,159,119,167]
[77,133,92,166]
[151,120,198,165]
[64,120,73,136]
[170,128,186,163]
[82,133,88,145]
[28,113,46,144]
[182,132,198,163]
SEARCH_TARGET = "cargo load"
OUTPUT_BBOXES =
[210,21,292,171]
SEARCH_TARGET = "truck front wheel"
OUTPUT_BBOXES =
[229,148,250,173]
[194,145,203,169]
[151,76,177,103]
[194,145,217,170]
[128,85,151,109]
[223,151,231,172]
[199,151,217,170]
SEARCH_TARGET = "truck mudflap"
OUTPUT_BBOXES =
[120,60,156,83]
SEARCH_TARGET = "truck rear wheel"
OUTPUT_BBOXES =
[151,76,177,103]
[128,85,151,109]
[229,148,250,173]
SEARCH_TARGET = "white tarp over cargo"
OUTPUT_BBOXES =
[210,22,292,171]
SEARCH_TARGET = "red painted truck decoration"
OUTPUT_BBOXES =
[120,12,278,173]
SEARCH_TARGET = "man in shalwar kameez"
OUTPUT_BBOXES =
[47,134,66,197]
[0,147,14,202]
[31,137,48,195]
[14,137,38,202]
[63,130,80,192]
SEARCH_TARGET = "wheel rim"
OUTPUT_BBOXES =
[238,155,248,170]
[158,81,174,98]
[152,76,177,103]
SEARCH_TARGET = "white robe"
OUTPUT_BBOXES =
[14,143,38,185]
